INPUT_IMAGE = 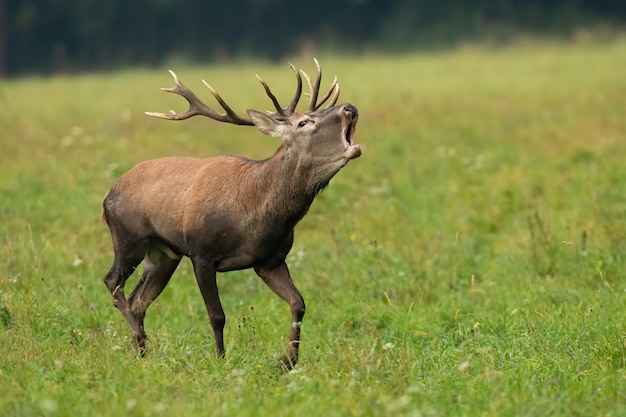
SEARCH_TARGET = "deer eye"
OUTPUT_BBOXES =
[297,120,308,128]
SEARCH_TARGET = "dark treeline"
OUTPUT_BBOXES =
[2,0,625,76]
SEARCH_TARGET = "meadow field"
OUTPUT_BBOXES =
[1,39,626,416]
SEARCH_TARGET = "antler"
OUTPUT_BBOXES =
[145,59,340,124]
[145,70,255,125]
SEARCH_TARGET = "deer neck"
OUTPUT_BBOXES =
[253,145,331,226]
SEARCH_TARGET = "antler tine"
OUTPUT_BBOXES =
[327,82,341,108]
[145,70,254,126]
[255,63,302,117]
[200,80,254,125]
[300,58,322,111]
[316,76,340,109]
[285,63,303,114]
[310,58,322,110]
[256,74,285,116]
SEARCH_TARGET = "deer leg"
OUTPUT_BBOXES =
[127,242,181,350]
[254,262,305,370]
[191,257,226,358]
[102,241,146,335]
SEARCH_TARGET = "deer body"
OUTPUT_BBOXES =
[106,149,326,271]
[102,61,360,368]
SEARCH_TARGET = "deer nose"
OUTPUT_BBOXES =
[342,104,358,120]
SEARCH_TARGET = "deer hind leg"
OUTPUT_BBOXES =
[254,262,306,370]
[191,257,226,358]
[128,240,182,350]
[102,238,146,342]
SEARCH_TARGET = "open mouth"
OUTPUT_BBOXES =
[342,119,361,160]
[344,121,355,147]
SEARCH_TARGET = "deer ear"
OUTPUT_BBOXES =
[247,110,285,137]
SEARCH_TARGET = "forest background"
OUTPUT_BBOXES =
[2,0,625,77]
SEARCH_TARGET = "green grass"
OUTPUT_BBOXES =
[2,39,626,416]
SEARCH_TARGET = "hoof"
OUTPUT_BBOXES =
[277,354,297,371]
[133,336,148,357]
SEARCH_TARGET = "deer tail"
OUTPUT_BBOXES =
[101,191,110,225]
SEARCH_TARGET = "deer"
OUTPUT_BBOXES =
[101,59,361,369]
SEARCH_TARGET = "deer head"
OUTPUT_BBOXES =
[146,59,361,169]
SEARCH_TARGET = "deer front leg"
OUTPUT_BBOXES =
[254,262,305,370]
[191,257,226,357]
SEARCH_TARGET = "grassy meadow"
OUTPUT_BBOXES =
[1,39,626,416]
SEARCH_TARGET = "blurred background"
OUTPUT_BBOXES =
[1,0,625,77]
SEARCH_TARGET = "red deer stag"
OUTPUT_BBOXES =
[101,59,361,368]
